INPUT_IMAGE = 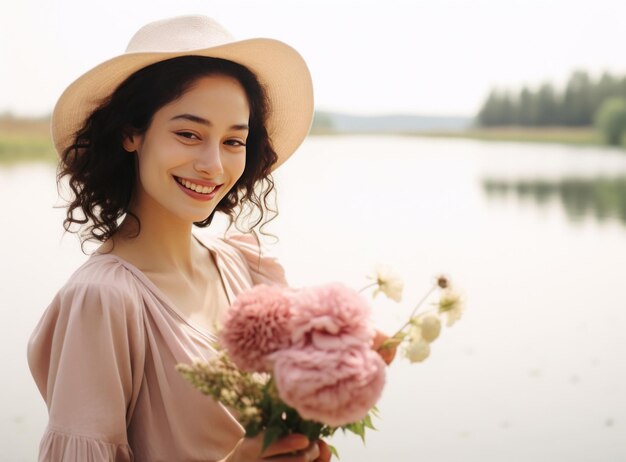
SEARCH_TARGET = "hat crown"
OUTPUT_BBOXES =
[125,15,235,53]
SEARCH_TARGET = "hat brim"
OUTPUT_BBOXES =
[51,38,314,170]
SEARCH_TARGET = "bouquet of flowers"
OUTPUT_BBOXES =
[176,266,464,456]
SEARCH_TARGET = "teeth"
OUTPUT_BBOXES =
[177,177,216,195]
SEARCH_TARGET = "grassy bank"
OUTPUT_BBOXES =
[406,127,606,147]
[0,135,56,164]
[311,125,618,148]
[0,116,56,164]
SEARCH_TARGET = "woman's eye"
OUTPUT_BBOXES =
[225,139,246,147]
[176,131,200,140]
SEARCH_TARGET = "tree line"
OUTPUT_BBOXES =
[477,71,626,127]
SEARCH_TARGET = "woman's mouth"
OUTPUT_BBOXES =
[174,176,220,194]
[174,176,222,201]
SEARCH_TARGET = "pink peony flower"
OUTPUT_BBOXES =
[220,284,293,372]
[289,283,375,350]
[272,345,386,427]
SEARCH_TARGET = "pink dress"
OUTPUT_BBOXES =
[27,231,288,462]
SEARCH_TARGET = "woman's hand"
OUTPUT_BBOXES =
[225,433,331,462]
[315,439,332,461]
[373,329,398,365]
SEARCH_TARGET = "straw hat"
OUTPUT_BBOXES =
[51,15,314,170]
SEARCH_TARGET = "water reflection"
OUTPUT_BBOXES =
[482,176,626,224]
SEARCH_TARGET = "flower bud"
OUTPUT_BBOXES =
[420,315,441,343]
[407,323,422,341]
[405,338,430,363]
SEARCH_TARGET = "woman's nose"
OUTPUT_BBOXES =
[194,142,224,178]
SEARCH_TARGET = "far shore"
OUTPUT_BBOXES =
[311,126,604,146]
[407,127,603,147]
[0,116,619,165]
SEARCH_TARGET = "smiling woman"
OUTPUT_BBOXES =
[25,15,329,462]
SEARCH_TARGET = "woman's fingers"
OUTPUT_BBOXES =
[315,440,332,462]
[268,442,320,462]
[260,433,311,458]
[373,329,397,365]
[304,442,320,461]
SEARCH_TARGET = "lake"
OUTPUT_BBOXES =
[2,135,625,461]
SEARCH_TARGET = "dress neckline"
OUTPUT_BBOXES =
[89,232,230,341]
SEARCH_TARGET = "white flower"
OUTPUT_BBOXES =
[220,388,237,402]
[404,337,431,363]
[438,288,464,327]
[368,264,404,302]
[419,315,442,342]
[407,323,422,341]
[241,406,260,419]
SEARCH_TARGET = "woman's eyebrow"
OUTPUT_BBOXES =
[170,113,249,131]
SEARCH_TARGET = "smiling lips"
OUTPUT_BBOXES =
[174,176,221,195]
[174,175,223,202]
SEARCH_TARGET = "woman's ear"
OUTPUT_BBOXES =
[122,131,141,153]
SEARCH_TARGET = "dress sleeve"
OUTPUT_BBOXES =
[27,280,145,461]
[223,232,288,287]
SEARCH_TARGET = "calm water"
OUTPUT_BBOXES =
[2,136,625,461]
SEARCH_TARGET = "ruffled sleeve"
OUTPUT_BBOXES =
[36,430,133,462]
[27,271,146,461]
[222,232,288,287]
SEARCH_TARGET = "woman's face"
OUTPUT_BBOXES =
[124,74,249,224]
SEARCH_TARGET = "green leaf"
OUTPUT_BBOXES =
[363,414,376,430]
[268,402,287,423]
[328,444,340,459]
[244,421,263,438]
[297,419,323,441]
[345,422,366,443]
[261,424,285,452]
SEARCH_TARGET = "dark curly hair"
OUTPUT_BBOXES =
[57,56,278,252]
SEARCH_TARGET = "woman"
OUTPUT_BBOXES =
[26,15,329,461]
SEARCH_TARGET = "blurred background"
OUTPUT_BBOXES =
[1,0,625,461]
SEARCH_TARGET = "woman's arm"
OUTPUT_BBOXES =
[27,281,145,461]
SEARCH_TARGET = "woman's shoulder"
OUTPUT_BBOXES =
[194,229,288,287]
[48,253,146,317]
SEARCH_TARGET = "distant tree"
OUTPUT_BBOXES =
[535,83,559,126]
[594,98,626,146]
[561,71,593,125]
[499,91,516,125]
[477,90,499,126]
[517,87,539,126]
[477,90,510,126]
[477,70,626,128]
[620,77,626,101]
[478,89,518,126]
[593,72,617,113]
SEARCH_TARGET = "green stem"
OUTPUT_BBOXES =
[379,283,439,350]
[358,282,378,293]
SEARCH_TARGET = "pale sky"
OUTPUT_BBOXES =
[2,0,626,117]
